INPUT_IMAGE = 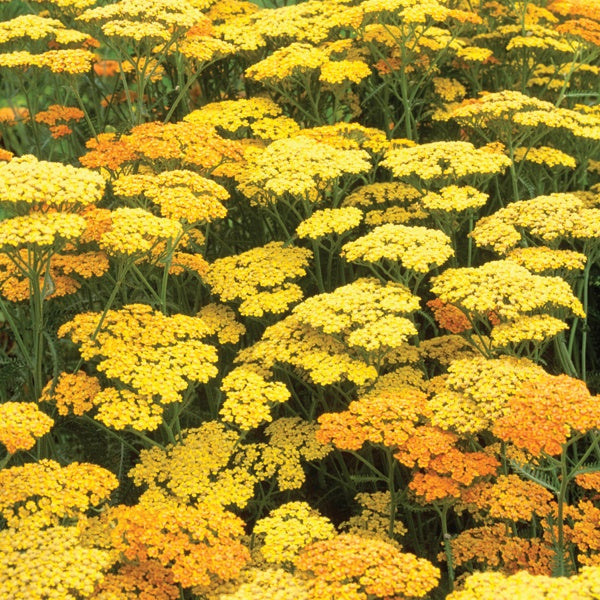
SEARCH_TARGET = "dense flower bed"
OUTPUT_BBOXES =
[1,0,600,597]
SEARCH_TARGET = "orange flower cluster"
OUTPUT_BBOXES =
[493,374,600,456]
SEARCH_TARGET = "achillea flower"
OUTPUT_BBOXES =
[471,193,587,251]
[297,123,389,154]
[58,304,219,408]
[430,260,585,322]
[421,185,489,212]
[513,145,577,168]
[381,141,511,183]
[220,365,291,430]
[446,567,600,599]
[99,207,182,256]
[34,105,84,129]
[433,77,467,102]
[493,374,600,456]
[505,246,587,273]
[427,298,472,334]
[0,154,105,211]
[236,313,377,386]
[184,97,284,134]
[89,560,178,600]
[129,422,256,508]
[40,371,101,416]
[113,169,229,224]
[266,417,332,462]
[101,495,250,588]
[341,223,454,274]
[196,303,245,345]
[317,384,429,452]
[292,277,419,351]
[0,402,53,454]
[446,523,554,577]
[218,568,310,600]
[204,242,312,317]
[0,212,86,249]
[0,525,113,600]
[490,314,568,347]
[297,207,363,239]
[254,502,336,565]
[429,356,547,435]
[459,474,555,522]
[342,181,428,226]
[296,534,440,599]
[77,0,205,33]
[568,500,600,564]
[418,334,478,365]
[341,491,407,541]
[0,459,118,529]
[237,135,371,201]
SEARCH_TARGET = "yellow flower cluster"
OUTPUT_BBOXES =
[341,491,407,541]
[428,356,547,435]
[113,169,230,224]
[99,207,182,256]
[237,313,377,386]
[245,40,370,86]
[0,212,87,249]
[342,181,428,226]
[490,314,568,347]
[204,242,312,317]
[220,365,291,430]
[513,145,577,168]
[506,246,587,273]
[237,136,371,200]
[58,304,219,407]
[0,15,88,46]
[431,259,585,321]
[0,525,113,600]
[0,459,118,529]
[218,568,310,600]
[0,49,96,74]
[292,277,419,352]
[185,97,284,134]
[342,223,454,273]
[296,207,363,239]
[0,155,105,211]
[297,122,389,154]
[0,402,54,454]
[447,566,600,599]
[196,303,246,345]
[40,371,101,416]
[254,502,336,564]
[129,422,256,508]
[421,185,489,212]
[381,141,511,182]
[77,0,205,39]
[471,193,596,252]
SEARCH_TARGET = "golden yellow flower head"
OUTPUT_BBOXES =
[0,402,54,454]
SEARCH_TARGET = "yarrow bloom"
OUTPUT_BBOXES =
[204,242,312,317]
[237,135,371,201]
[295,533,440,599]
[0,402,54,454]
[0,525,113,600]
[57,305,220,428]
[341,223,454,274]
[253,502,336,565]
[0,459,118,529]
[381,141,511,183]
